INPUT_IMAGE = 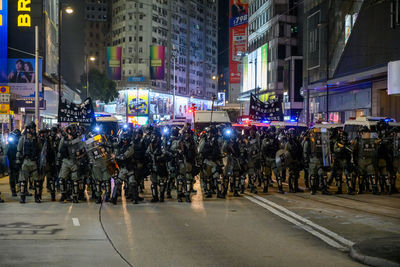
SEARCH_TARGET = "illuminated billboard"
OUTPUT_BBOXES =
[127,89,149,115]
[107,46,122,80]
[0,0,8,83]
[150,45,165,80]
[229,0,248,84]
[242,44,268,93]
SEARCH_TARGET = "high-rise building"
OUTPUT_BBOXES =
[240,0,303,119]
[109,0,218,122]
[302,0,400,124]
[84,0,110,74]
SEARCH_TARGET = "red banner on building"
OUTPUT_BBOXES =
[229,0,248,84]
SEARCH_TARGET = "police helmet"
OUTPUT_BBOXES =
[171,127,180,137]
[25,122,36,135]
[39,128,49,135]
[12,129,21,137]
[66,124,78,138]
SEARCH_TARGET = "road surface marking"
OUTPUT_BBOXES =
[72,218,80,227]
[244,195,348,251]
[250,194,355,247]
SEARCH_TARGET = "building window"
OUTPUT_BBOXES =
[139,36,143,42]
[278,66,284,82]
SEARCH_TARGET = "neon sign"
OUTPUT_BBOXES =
[17,0,31,27]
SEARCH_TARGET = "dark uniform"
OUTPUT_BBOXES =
[353,127,379,195]
[306,128,330,195]
[57,124,87,203]
[332,131,355,194]
[285,130,304,193]
[6,129,21,197]
[16,122,41,203]
[147,129,169,202]
[38,128,58,201]
[222,130,242,196]
[112,131,135,204]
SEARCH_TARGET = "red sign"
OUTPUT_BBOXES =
[229,0,248,84]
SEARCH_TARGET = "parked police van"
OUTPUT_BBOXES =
[344,116,396,140]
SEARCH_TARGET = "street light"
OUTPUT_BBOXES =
[65,7,74,14]
[86,55,95,98]
[58,4,74,99]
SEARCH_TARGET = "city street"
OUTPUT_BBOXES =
[1,176,399,267]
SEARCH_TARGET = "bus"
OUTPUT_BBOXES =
[94,113,119,137]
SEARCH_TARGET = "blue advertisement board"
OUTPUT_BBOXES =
[0,0,8,83]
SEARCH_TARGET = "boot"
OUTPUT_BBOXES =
[34,181,41,203]
[310,175,317,195]
[72,181,80,203]
[184,180,192,202]
[151,183,159,202]
[371,176,380,195]
[130,184,139,204]
[335,179,343,194]
[288,176,295,193]
[95,195,102,204]
[322,176,331,195]
[277,177,284,194]
[294,178,303,192]
[20,181,26,204]
[111,182,120,205]
[72,196,79,203]
[250,178,257,194]
[263,177,269,193]
[105,181,111,202]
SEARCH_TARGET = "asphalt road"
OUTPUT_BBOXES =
[0,176,399,267]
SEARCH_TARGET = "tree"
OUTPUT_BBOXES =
[79,69,118,103]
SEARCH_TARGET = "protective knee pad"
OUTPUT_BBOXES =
[73,181,79,196]
[185,179,192,194]
[59,179,66,194]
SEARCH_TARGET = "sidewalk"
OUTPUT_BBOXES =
[350,236,400,267]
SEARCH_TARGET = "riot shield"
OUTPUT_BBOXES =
[321,128,331,167]
[275,149,289,171]
[86,135,119,176]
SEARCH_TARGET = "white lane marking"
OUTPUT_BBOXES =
[244,195,348,251]
[250,194,355,247]
[72,218,80,227]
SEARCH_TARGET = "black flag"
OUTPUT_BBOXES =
[58,97,95,123]
[249,93,283,121]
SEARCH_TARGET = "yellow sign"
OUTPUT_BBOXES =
[0,103,10,114]
[17,0,31,27]
[0,0,3,26]
[0,86,9,94]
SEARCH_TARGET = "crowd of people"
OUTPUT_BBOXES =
[0,119,398,204]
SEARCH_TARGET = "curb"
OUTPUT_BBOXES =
[349,245,400,267]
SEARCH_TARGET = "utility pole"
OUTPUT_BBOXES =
[34,26,39,131]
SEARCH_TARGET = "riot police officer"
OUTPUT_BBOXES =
[128,128,146,203]
[376,120,392,194]
[173,128,198,202]
[353,126,379,195]
[261,129,280,193]
[285,129,304,193]
[165,127,180,199]
[147,128,169,202]
[6,129,21,197]
[306,127,331,195]
[38,128,58,201]
[389,126,400,194]
[222,129,242,196]
[198,126,223,198]
[112,130,134,204]
[246,127,261,194]
[16,122,41,203]
[332,131,355,195]
[86,127,115,204]
[57,124,87,203]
